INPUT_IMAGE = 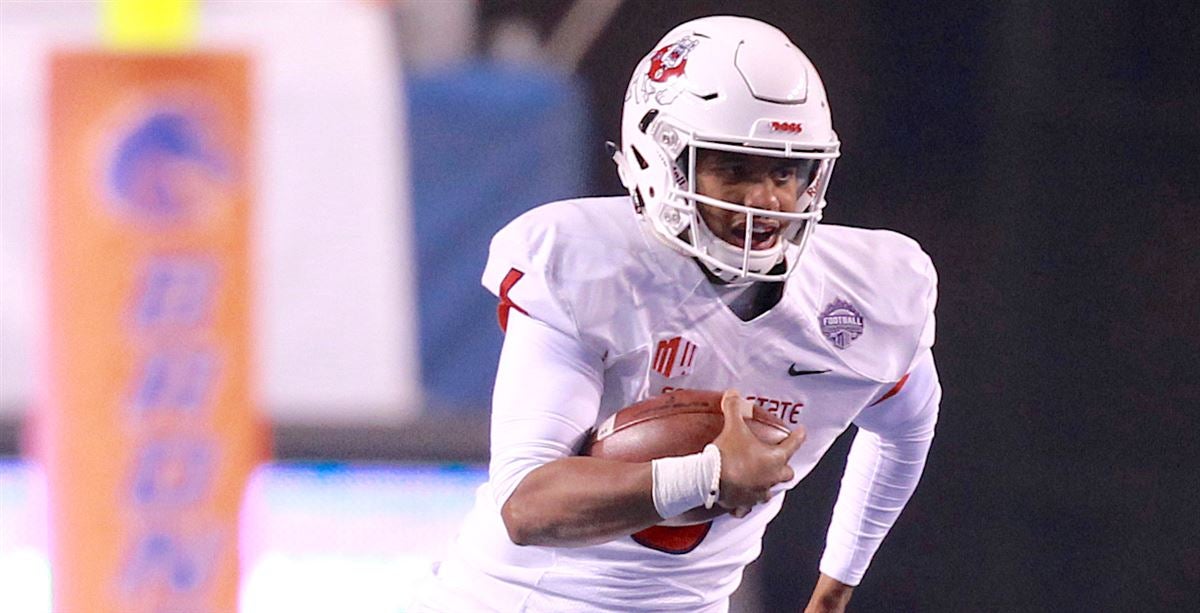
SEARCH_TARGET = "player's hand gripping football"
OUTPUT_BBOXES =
[712,390,806,517]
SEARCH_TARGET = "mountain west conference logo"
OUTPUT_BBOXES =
[652,335,698,378]
[819,298,865,350]
[105,106,229,224]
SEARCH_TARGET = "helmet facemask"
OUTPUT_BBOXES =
[640,117,838,284]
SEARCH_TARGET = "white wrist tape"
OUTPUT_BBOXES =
[651,443,723,519]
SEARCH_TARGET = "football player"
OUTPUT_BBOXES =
[418,15,940,613]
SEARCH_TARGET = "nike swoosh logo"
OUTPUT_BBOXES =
[788,365,830,377]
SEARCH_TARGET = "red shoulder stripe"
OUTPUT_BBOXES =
[497,268,528,332]
[868,373,910,407]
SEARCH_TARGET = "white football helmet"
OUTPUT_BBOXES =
[613,16,840,283]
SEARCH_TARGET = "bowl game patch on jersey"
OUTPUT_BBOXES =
[819,298,865,349]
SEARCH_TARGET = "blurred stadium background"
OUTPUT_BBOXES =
[1,1,1196,612]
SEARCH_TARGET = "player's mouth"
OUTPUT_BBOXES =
[728,219,780,250]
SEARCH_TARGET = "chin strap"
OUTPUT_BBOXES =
[695,256,789,286]
[696,257,750,285]
[686,219,789,284]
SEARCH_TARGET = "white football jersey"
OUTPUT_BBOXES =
[418,196,937,612]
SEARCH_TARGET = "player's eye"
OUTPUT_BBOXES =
[718,162,749,181]
[770,165,798,182]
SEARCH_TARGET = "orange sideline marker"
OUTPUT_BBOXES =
[37,52,266,613]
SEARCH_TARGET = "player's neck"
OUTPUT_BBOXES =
[696,260,786,321]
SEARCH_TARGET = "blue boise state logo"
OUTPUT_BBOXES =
[107,109,227,223]
[819,298,865,349]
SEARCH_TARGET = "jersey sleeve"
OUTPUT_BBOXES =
[481,205,615,508]
[488,310,605,507]
[818,349,941,586]
[482,214,578,337]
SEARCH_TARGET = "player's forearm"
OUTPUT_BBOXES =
[821,352,940,584]
[820,420,934,584]
[501,456,660,547]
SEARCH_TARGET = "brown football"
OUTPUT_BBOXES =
[582,388,791,526]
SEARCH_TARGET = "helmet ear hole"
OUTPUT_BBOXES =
[648,187,655,198]
[638,109,660,133]
[631,146,649,170]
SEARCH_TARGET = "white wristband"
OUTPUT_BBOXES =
[650,444,723,520]
[702,443,721,509]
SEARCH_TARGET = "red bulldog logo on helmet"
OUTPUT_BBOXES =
[648,36,698,83]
